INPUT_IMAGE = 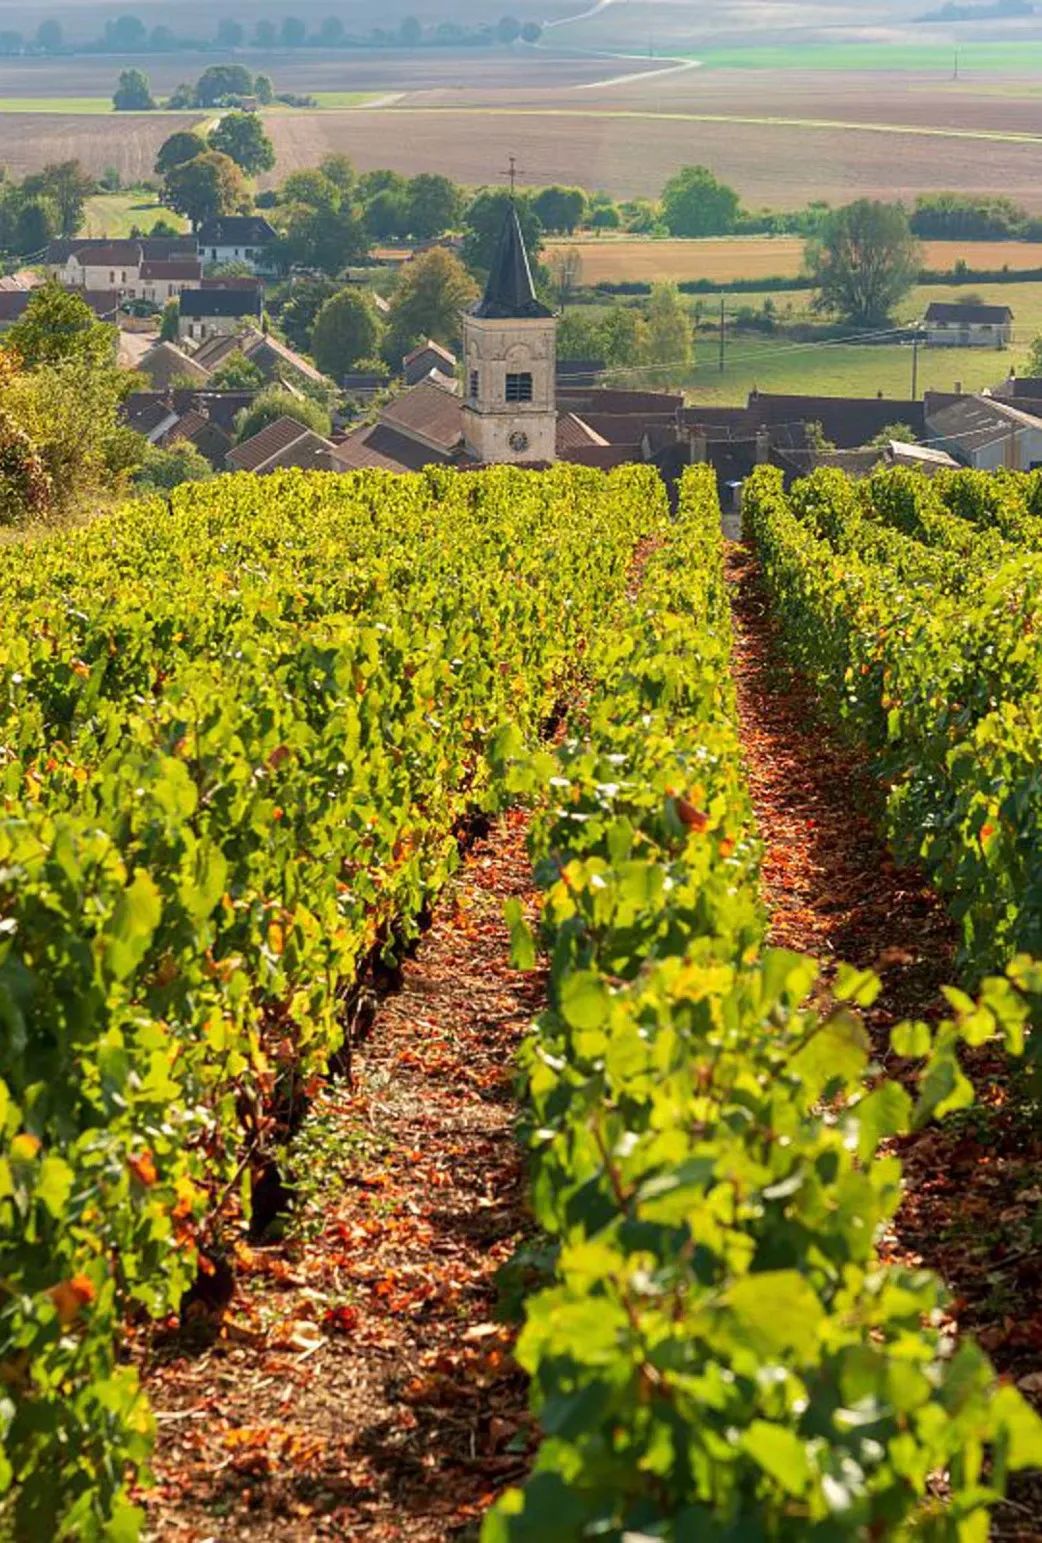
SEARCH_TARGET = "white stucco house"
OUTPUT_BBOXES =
[923,301,1013,348]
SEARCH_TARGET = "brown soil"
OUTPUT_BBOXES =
[263,105,1042,209]
[138,811,540,1542]
[727,543,1042,1539]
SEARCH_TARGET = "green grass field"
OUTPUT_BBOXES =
[588,278,1040,404]
[0,96,114,113]
[689,42,1042,72]
[79,192,187,238]
[680,336,1013,406]
[308,91,388,108]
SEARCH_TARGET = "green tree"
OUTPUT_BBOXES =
[155,130,208,178]
[194,64,255,106]
[621,198,660,234]
[399,15,423,45]
[279,169,340,211]
[13,199,58,257]
[134,440,213,489]
[112,68,155,111]
[281,16,307,47]
[320,154,356,197]
[274,204,368,276]
[556,310,602,361]
[405,174,463,239]
[35,19,63,51]
[646,282,692,375]
[520,20,542,41]
[590,203,621,230]
[497,15,521,42]
[215,18,244,47]
[532,185,587,235]
[254,73,275,105]
[234,386,332,442]
[23,160,94,238]
[871,421,920,446]
[599,307,649,370]
[461,187,542,274]
[1027,336,1042,375]
[209,112,276,176]
[279,276,340,350]
[317,16,346,45]
[103,15,147,48]
[208,352,265,390]
[365,188,409,242]
[7,284,115,369]
[164,152,249,228]
[386,246,476,359]
[310,289,382,377]
[808,199,920,326]
[661,165,740,237]
[159,299,179,342]
[253,20,277,47]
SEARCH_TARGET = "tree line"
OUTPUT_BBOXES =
[0,13,541,58]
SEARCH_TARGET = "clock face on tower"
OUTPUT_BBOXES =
[508,430,530,453]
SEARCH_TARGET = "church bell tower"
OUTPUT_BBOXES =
[461,201,557,465]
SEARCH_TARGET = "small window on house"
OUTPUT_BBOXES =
[469,369,479,399]
[505,372,533,403]
[109,271,115,284]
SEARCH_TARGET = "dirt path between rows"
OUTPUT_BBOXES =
[139,811,540,1542]
[727,543,1042,1539]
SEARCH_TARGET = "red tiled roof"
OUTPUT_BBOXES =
[140,260,202,281]
[226,416,312,472]
[555,412,608,453]
[381,379,463,452]
[332,422,457,473]
[72,241,143,267]
[403,339,457,367]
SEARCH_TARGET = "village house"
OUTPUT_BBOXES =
[923,301,1014,348]
[226,415,339,474]
[45,236,199,295]
[196,215,278,274]
[402,340,458,389]
[923,389,1042,470]
[178,288,264,344]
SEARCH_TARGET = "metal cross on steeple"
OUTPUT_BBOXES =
[501,155,524,199]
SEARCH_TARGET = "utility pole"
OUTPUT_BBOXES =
[719,295,726,373]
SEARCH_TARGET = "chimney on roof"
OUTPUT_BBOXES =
[755,426,771,465]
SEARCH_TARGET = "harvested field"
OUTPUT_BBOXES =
[0,111,194,180]
[263,105,1042,209]
[546,236,1042,284]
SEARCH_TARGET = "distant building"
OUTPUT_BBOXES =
[226,415,339,474]
[178,288,264,343]
[402,339,458,388]
[924,389,1042,470]
[196,216,278,274]
[45,236,197,295]
[923,301,1013,348]
[461,203,558,464]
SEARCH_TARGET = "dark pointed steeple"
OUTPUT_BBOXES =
[470,203,553,320]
